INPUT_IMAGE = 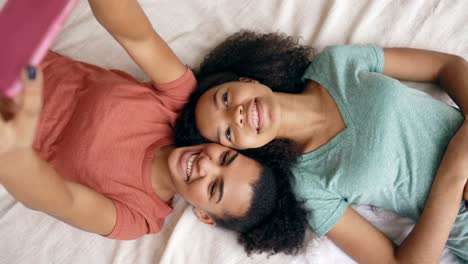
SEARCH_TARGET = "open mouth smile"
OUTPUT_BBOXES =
[185,153,199,182]
[248,99,263,133]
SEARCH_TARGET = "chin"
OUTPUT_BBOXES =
[167,149,181,180]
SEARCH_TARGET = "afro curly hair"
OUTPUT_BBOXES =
[174,31,314,149]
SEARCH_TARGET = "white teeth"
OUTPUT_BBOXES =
[186,154,198,180]
[251,102,259,129]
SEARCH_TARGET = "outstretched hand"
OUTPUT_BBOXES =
[0,66,43,154]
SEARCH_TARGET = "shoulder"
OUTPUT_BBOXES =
[292,164,334,199]
[320,45,383,57]
[314,45,383,67]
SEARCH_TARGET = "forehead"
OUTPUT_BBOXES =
[199,83,228,107]
[202,81,245,98]
[220,154,262,217]
[195,87,221,141]
[197,81,247,111]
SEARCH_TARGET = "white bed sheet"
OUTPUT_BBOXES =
[161,204,459,264]
[0,0,467,263]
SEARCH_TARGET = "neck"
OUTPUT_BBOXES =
[274,85,327,148]
[150,145,177,202]
[273,82,344,153]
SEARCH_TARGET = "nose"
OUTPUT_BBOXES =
[189,155,219,183]
[231,104,244,127]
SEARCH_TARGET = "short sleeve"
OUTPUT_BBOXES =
[104,199,164,240]
[293,178,349,238]
[302,44,384,84]
[151,67,197,111]
[329,45,384,73]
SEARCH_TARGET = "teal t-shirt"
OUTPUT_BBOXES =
[292,45,465,239]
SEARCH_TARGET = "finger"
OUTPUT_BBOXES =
[17,66,43,116]
[13,66,44,149]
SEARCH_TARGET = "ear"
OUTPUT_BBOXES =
[239,77,259,83]
[193,207,215,225]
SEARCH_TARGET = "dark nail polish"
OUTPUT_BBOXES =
[465,201,468,210]
[26,65,37,80]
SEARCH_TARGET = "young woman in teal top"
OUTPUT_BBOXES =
[175,32,468,263]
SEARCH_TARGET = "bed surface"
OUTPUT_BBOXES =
[0,0,466,263]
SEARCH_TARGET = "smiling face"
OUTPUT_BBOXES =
[167,143,262,221]
[195,79,281,150]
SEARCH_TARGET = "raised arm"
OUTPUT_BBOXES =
[383,48,468,115]
[0,149,117,235]
[0,68,116,236]
[88,0,187,84]
[327,119,468,264]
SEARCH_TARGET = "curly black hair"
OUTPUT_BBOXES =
[174,31,313,150]
[173,31,313,255]
[197,31,314,93]
[213,149,308,256]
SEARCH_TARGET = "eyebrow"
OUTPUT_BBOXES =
[227,152,239,166]
[216,128,221,144]
[213,88,220,110]
[216,153,238,204]
[213,89,222,143]
[216,179,224,204]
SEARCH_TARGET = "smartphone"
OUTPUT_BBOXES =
[0,0,78,97]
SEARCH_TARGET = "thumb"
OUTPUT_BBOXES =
[17,66,43,118]
[12,66,44,149]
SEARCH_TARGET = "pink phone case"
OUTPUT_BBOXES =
[0,0,78,97]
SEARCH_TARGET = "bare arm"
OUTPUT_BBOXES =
[88,0,186,84]
[384,48,468,114]
[328,119,468,264]
[0,149,116,235]
[0,68,116,236]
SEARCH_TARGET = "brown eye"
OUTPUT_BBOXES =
[209,181,216,199]
[225,128,231,142]
[222,92,228,106]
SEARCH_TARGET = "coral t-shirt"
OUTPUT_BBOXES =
[33,51,197,239]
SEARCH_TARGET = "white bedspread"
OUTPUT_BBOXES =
[0,0,466,263]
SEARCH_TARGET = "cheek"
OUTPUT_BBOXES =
[181,183,206,206]
[235,132,262,149]
[257,133,274,147]
[234,128,275,149]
